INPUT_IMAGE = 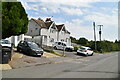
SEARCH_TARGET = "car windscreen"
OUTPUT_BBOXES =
[80,47,86,50]
[0,40,10,44]
[28,42,39,49]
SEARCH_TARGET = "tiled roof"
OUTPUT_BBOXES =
[31,18,70,34]
[56,24,64,32]
[31,18,47,28]
[45,21,53,29]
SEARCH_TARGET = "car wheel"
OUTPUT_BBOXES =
[86,53,89,56]
[90,53,93,56]
[17,48,20,52]
[70,49,73,52]
[77,52,79,55]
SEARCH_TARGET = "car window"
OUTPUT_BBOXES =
[28,42,39,49]
[58,42,61,45]
[24,42,28,47]
[0,40,10,44]
[80,47,86,50]
[87,48,91,50]
[62,43,66,46]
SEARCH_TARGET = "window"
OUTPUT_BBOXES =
[35,28,38,30]
[50,28,55,33]
[66,38,68,42]
[61,39,64,41]
[61,31,64,35]
[50,38,54,42]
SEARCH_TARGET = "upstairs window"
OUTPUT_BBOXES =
[50,28,55,33]
[50,38,54,43]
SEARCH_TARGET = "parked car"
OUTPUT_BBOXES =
[17,41,44,57]
[0,39,12,48]
[53,41,74,51]
[77,46,94,56]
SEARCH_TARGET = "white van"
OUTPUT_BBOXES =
[53,41,74,51]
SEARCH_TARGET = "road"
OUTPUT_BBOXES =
[2,52,119,78]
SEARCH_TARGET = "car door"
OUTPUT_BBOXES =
[18,41,24,50]
[57,42,62,50]
[22,42,29,53]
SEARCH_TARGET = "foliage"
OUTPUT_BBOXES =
[70,36,120,53]
[89,40,120,53]
[77,37,88,46]
[2,2,28,39]
[70,36,77,43]
[74,46,78,51]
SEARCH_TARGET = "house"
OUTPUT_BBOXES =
[56,24,71,45]
[26,18,71,46]
[26,18,58,46]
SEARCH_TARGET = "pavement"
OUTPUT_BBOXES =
[0,51,61,70]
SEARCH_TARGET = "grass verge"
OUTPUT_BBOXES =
[100,51,120,54]
[43,49,66,57]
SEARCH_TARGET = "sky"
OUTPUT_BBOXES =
[18,0,119,41]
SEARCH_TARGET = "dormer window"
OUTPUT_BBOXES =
[35,28,38,30]
[61,31,64,35]
[50,28,55,33]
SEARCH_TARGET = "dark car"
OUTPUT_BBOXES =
[17,41,43,57]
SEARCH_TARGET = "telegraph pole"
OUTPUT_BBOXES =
[93,22,97,50]
[98,25,103,41]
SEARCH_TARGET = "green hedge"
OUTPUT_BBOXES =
[89,40,120,53]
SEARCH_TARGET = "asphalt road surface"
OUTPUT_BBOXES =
[2,52,119,78]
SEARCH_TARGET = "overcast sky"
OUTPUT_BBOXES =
[19,0,119,41]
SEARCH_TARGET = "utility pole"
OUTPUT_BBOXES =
[98,25,103,41]
[93,22,97,50]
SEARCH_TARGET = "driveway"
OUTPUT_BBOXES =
[53,49,99,59]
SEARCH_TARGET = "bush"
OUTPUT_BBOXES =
[89,40,120,53]
[74,46,78,51]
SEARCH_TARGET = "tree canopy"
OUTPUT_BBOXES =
[77,37,88,46]
[2,2,28,39]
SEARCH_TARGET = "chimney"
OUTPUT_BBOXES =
[45,18,52,22]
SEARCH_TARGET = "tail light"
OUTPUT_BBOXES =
[84,50,87,52]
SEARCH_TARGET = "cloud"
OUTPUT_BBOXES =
[84,12,118,28]
[65,21,94,40]
[61,8,83,16]
[21,2,39,11]
[71,19,84,24]
[19,0,119,2]
[83,10,118,41]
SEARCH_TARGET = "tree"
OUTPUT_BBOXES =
[77,37,88,46]
[70,36,77,43]
[2,2,28,39]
